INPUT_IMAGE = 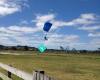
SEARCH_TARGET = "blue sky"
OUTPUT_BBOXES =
[0,0,100,50]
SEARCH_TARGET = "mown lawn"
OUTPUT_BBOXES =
[0,52,100,80]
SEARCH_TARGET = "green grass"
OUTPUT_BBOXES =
[0,52,100,80]
[0,78,3,80]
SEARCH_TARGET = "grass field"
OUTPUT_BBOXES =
[0,51,100,80]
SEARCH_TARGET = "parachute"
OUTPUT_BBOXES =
[38,22,52,53]
[43,22,52,32]
[43,22,52,40]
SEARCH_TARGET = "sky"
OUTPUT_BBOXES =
[0,0,100,50]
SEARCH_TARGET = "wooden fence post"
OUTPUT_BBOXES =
[7,71,11,78]
[7,65,12,78]
[33,70,45,80]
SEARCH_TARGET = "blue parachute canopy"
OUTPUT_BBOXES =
[43,22,52,32]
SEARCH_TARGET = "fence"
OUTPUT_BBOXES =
[0,63,55,80]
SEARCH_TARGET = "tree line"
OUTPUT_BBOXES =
[0,45,37,51]
[0,45,100,54]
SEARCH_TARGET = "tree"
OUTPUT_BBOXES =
[0,45,4,50]
[72,48,77,53]
[65,46,70,53]
[11,46,17,50]
[97,48,100,53]
[24,46,29,51]
[98,48,100,51]
[60,46,64,51]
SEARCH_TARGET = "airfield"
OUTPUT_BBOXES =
[0,51,100,80]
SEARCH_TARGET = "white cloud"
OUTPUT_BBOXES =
[0,25,42,46]
[70,13,97,25]
[20,20,28,25]
[90,38,100,45]
[0,25,99,50]
[33,14,55,28]
[8,26,39,33]
[0,13,99,50]
[53,13,98,28]
[12,13,98,35]
[81,13,96,20]
[88,32,100,37]
[0,26,80,48]
[75,14,100,38]
[0,25,43,46]
[36,14,55,22]
[78,25,100,32]
[33,13,99,31]
[88,38,100,49]
[0,0,28,16]
[67,37,100,50]
[44,34,79,49]
[33,13,77,30]
[0,26,41,35]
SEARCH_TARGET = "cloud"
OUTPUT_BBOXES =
[67,13,98,26]
[88,32,100,37]
[0,25,99,50]
[33,14,55,28]
[0,25,42,46]
[80,13,96,20]
[0,13,99,50]
[8,26,39,33]
[4,13,97,36]
[75,14,100,38]
[78,25,100,32]
[0,0,28,16]
[33,13,99,30]
[44,34,79,49]
[0,25,43,46]
[48,34,79,43]
[53,13,98,27]
[0,25,79,48]
[0,26,41,35]
[67,37,100,50]
[87,38,100,49]
[20,20,29,25]
[90,38,100,46]
[33,13,72,29]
